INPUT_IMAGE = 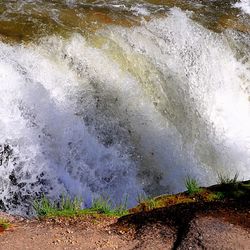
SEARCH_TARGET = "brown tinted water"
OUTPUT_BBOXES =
[0,0,249,43]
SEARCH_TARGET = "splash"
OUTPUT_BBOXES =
[0,41,143,214]
[234,0,250,15]
[0,8,249,214]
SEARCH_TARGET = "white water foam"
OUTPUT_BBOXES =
[0,8,249,214]
[92,8,250,183]
[234,0,250,15]
[0,42,143,214]
[130,5,151,16]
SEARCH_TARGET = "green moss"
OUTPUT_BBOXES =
[129,179,250,214]
[205,192,225,201]
[241,181,250,190]
[130,193,196,213]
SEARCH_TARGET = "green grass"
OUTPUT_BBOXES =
[136,193,148,204]
[146,198,158,210]
[217,172,239,185]
[134,193,159,211]
[91,196,128,216]
[33,194,128,218]
[33,194,82,217]
[185,177,201,195]
[0,218,10,230]
[206,191,225,201]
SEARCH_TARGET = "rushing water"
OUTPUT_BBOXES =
[0,0,249,215]
[234,0,250,15]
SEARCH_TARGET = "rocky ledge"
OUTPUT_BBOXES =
[0,180,249,250]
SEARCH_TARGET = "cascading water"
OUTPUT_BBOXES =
[234,0,250,15]
[0,0,249,215]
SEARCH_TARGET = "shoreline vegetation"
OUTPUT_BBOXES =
[30,174,250,219]
[0,175,249,220]
[0,176,249,249]
[1,174,249,229]
[33,195,129,218]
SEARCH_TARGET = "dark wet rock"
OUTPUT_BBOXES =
[115,197,250,249]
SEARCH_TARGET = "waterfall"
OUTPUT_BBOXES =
[0,5,249,214]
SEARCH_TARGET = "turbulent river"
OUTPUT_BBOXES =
[0,0,249,215]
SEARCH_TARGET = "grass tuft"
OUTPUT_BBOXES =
[217,172,239,185]
[91,195,128,216]
[185,176,201,195]
[33,194,128,218]
[146,198,158,210]
[134,193,159,212]
[33,194,82,217]
[0,218,10,230]
[136,193,148,204]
